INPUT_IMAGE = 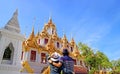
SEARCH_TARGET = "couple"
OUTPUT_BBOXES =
[48,49,74,74]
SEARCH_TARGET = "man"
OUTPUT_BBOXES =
[50,49,74,74]
[60,49,74,74]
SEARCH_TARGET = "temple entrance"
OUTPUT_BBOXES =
[1,43,14,64]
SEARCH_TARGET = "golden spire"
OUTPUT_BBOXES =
[29,17,35,39]
[31,26,35,36]
[40,28,49,38]
[70,37,75,46]
[48,12,52,23]
[36,31,39,38]
[61,34,68,52]
[48,17,56,28]
[62,34,68,43]
[24,26,37,50]
[48,17,52,24]
[71,37,74,42]
[28,27,35,40]
[44,17,56,34]
[72,45,80,57]
[52,31,58,40]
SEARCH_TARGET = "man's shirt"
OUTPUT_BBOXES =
[60,55,74,73]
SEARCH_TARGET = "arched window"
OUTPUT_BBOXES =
[30,50,36,62]
[47,28,52,35]
[21,51,23,60]
[44,38,48,44]
[3,47,11,60]
[38,39,40,45]
[52,29,54,34]
[1,43,14,64]
[71,47,73,52]
[41,53,47,64]
[74,59,77,65]
[80,60,83,66]
[57,42,59,48]
[67,45,69,48]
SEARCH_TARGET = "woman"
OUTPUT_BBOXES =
[48,52,63,74]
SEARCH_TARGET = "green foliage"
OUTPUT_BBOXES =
[78,42,111,71]
[88,68,95,74]
[111,59,120,73]
[78,42,120,74]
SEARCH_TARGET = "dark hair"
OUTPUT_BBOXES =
[62,49,69,56]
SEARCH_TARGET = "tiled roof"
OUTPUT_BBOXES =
[74,65,88,74]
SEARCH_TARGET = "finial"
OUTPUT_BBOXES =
[32,17,36,27]
[27,26,35,40]
[62,34,68,43]
[63,34,66,39]
[71,37,74,42]
[37,23,40,32]
[48,13,52,24]
[49,12,52,20]
[36,31,39,38]
[48,18,52,24]
[71,33,73,39]
[31,26,35,37]
[62,29,65,36]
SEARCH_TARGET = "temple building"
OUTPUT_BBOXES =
[0,10,87,74]
[0,10,25,74]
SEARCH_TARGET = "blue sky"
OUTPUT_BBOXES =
[0,0,120,60]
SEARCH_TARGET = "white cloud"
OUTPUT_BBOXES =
[67,18,112,45]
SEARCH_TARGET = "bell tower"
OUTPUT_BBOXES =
[0,9,25,74]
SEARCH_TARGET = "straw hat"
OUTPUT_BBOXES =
[50,52,60,62]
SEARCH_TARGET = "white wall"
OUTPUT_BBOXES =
[0,70,21,74]
[0,29,25,74]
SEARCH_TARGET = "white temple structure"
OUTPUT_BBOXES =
[0,9,25,74]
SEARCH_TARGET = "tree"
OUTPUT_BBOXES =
[111,59,120,73]
[96,51,112,70]
[78,42,96,71]
[78,42,112,74]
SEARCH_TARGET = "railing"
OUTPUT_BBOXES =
[21,61,34,74]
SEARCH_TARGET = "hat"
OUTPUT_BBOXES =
[50,52,60,62]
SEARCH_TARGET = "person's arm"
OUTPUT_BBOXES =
[52,61,62,67]
[48,59,53,64]
[48,59,62,67]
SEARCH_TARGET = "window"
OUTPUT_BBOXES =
[38,39,40,44]
[47,28,52,35]
[30,50,36,62]
[74,59,77,65]
[52,29,54,34]
[3,47,11,60]
[57,42,59,48]
[80,60,83,66]
[41,53,46,64]
[21,51,23,60]
[67,45,69,48]
[44,38,48,44]
[1,43,14,64]
[71,47,73,52]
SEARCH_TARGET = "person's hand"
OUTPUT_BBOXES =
[48,59,53,64]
